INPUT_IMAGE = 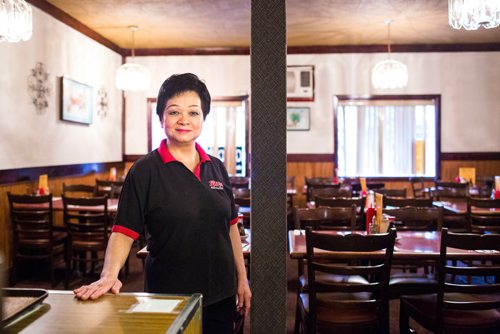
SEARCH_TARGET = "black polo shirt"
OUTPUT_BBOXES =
[112,139,238,306]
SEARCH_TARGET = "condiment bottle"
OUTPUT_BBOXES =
[366,204,375,234]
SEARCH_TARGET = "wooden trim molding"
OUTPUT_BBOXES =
[0,162,123,185]
[287,154,335,162]
[27,0,123,55]
[441,152,500,160]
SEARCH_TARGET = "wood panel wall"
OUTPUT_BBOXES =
[0,170,122,269]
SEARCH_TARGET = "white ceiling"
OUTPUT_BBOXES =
[43,0,500,50]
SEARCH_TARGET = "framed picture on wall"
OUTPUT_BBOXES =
[60,77,93,124]
[287,107,310,131]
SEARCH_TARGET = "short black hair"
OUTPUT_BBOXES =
[156,73,211,121]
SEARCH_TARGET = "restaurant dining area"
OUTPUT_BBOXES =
[2,0,500,333]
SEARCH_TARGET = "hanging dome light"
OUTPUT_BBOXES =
[0,0,32,43]
[371,20,408,89]
[115,26,151,91]
[448,0,500,30]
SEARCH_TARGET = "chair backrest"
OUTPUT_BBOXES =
[433,181,468,200]
[436,228,500,332]
[315,196,365,210]
[62,195,109,247]
[305,227,396,334]
[383,197,434,208]
[467,197,500,233]
[229,176,249,189]
[233,188,251,207]
[8,193,54,250]
[375,188,407,198]
[62,183,96,197]
[304,177,339,202]
[95,179,124,198]
[287,175,295,189]
[383,206,442,231]
[409,177,426,198]
[294,205,357,230]
[310,185,352,200]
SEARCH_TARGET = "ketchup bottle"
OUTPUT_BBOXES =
[366,204,375,234]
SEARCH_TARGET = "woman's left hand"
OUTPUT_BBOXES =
[236,277,251,316]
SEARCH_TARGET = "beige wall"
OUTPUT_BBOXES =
[125,52,500,155]
[0,7,123,170]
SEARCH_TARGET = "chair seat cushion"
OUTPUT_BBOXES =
[299,273,369,290]
[299,292,378,325]
[402,293,500,328]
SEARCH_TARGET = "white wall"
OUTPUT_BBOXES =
[0,7,123,170]
[127,52,500,155]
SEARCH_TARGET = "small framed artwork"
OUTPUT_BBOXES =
[287,107,310,131]
[60,77,93,124]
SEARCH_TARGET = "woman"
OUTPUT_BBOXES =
[74,73,251,333]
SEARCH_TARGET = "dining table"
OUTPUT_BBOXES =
[288,229,500,261]
[2,290,201,333]
[136,228,251,260]
[433,200,500,215]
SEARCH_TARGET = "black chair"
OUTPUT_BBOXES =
[294,206,357,231]
[297,227,396,334]
[383,197,433,208]
[375,188,407,198]
[95,179,124,199]
[7,193,67,286]
[229,176,250,189]
[433,181,469,232]
[400,228,500,334]
[467,197,500,234]
[409,177,427,198]
[304,177,337,202]
[383,206,443,231]
[315,196,365,229]
[62,195,109,288]
[310,185,352,199]
[62,183,96,197]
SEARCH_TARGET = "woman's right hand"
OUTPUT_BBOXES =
[73,276,123,300]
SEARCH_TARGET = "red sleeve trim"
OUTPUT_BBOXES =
[230,216,239,226]
[112,225,140,240]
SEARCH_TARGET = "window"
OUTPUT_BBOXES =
[334,95,440,178]
[148,96,249,176]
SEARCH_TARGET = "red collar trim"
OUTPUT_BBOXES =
[158,139,211,164]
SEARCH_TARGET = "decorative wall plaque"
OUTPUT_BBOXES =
[27,62,50,114]
[97,86,108,119]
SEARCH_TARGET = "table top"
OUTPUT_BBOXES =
[136,228,251,259]
[52,197,119,213]
[288,229,500,261]
[3,290,201,334]
[433,200,500,215]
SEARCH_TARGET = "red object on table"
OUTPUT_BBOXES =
[366,205,375,234]
[494,190,500,199]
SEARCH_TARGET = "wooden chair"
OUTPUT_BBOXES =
[467,197,500,234]
[433,181,469,232]
[310,185,352,199]
[304,177,337,202]
[95,179,124,199]
[62,183,95,197]
[62,195,109,289]
[383,206,442,297]
[233,188,250,227]
[374,188,407,198]
[297,227,396,334]
[383,197,433,208]
[400,228,500,334]
[383,206,442,231]
[7,193,67,287]
[294,206,357,231]
[409,177,427,198]
[229,176,249,189]
[314,196,365,229]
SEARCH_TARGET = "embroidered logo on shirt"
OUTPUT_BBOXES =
[209,180,224,190]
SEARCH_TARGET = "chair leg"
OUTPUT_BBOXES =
[399,300,411,334]
[294,294,301,334]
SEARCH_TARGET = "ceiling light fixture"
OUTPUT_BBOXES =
[0,0,32,43]
[115,25,151,91]
[448,0,500,30]
[371,20,408,89]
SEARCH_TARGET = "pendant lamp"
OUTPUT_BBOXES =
[448,0,500,30]
[371,20,408,89]
[0,0,32,42]
[115,25,151,91]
